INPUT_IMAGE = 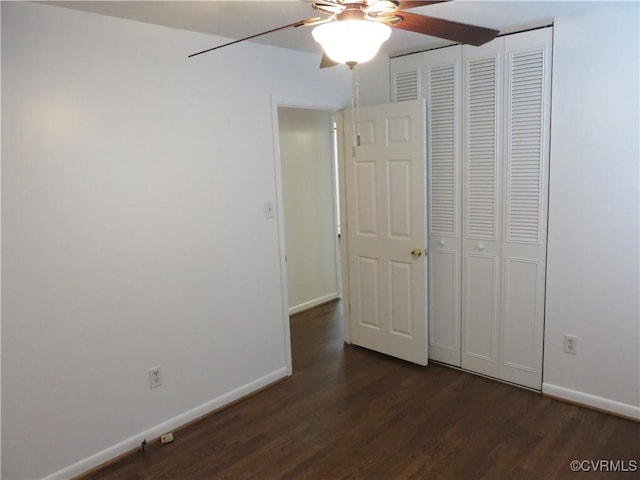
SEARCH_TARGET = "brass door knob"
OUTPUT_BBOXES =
[411,248,423,257]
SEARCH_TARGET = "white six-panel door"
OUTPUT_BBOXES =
[344,100,428,366]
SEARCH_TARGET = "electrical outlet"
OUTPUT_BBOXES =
[148,366,163,388]
[563,334,577,355]
[160,432,174,444]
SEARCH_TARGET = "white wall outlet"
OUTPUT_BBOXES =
[160,432,174,444]
[148,366,163,388]
[563,334,577,355]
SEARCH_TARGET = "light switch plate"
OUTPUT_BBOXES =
[264,200,275,218]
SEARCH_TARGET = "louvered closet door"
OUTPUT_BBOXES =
[461,38,504,378]
[499,28,552,389]
[425,45,463,366]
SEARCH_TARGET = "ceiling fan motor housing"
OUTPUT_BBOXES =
[339,5,368,21]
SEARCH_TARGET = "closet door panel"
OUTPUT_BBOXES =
[425,45,462,366]
[502,257,540,370]
[429,248,460,364]
[461,38,503,378]
[500,27,552,389]
[463,252,499,365]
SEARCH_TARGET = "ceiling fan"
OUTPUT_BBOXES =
[189,0,499,68]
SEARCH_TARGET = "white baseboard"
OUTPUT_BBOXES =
[288,292,338,315]
[542,383,640,421]
[44,367,289,480]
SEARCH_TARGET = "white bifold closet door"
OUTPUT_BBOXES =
[461,28,552,389]
[420,27,552,390]
[391,27,552,389]
[497,29,551,388]
[460,37,504,379]
[425,46,463,367]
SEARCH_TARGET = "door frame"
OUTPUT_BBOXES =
[270,95,345,375]
[336,110,352,345]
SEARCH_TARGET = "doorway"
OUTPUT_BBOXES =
[278,107,340,315]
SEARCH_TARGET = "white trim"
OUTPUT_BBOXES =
[542,383,640,421]
[289,292,339,315]
[270,96,293,375]
[330,113,344,321]
[271,95,344,112]
[44,368,288,480]
[336,111,352,344]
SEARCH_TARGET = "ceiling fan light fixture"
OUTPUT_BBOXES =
[312,20,391,65]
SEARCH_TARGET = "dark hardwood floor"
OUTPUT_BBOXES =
[80,300,639,479]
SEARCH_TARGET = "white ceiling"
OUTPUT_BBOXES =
[45,0,595,58]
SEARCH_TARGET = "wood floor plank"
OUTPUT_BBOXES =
[78,300,640,480]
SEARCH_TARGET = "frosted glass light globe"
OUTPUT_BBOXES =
[312,20,392,65]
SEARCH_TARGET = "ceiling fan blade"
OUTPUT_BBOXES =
[391,11,499,46]
[301,16,333,28]
[188,18,317,58]
[396,1,451,8]
[320,52,339,69]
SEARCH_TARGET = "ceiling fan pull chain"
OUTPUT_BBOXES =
[350,68,357,150]
[355,64,361,147]
[350,63,361,152]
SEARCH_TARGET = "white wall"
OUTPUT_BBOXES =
[279,107,338,314]
[542,2,639,418]
[0,3,350,479]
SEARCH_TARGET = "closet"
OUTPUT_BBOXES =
[390,27,552,389]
